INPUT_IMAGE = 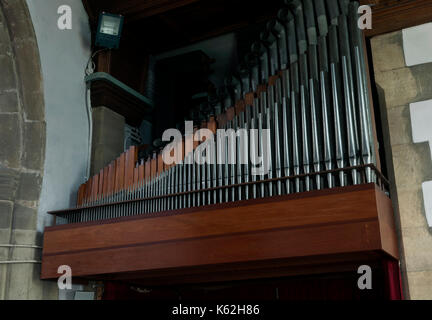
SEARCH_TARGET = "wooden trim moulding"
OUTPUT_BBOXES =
[41,184,399,284]
[361,0,432,38]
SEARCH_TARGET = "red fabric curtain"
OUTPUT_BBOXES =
[103,259,404,300]
[383,258,404,300]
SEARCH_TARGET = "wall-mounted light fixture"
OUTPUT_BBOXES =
[95,12,124,49]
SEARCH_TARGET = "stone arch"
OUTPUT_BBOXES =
[0,0,53,299]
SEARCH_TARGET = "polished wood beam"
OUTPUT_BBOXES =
[158,14,192,43]
[127,0,203,22]
[82,0,203,22]
[360,0,432,37]
[82,0,432,53]
[41,184,398,284]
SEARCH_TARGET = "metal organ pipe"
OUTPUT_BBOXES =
[56,0,381,225]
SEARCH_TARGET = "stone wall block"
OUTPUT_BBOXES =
[392,142,432,190]
[402,226,432,272]
[91,107,125,175]
[0,91,19,113]
[0,200,13,229]
[1,0,35,41]
[0,265,7,299]
[22,91,44,122]
[0,0,48,301]
[22,121,45,171]
[9,245,40,262]
[0,114,22,168]
[12,204,37,230]
[387,105,413,146]
[0,166,19,201]
[412,63,432,103]
[16,172,42,202]
[0,54,16,90]
[407,271,432,300]
[13,40,44,121]
[10,229,40,247]
[13,40,42,94]
[371,31,406,72]
[374,67,418,108]
[0,21,12,55]
[0,228,10,243]
[398,186,429,229]
[5,263,32,299]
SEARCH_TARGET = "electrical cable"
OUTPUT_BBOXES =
[0,261,42,265]
[0,245,42,264]
[0,244,42,249]
[85,82,92,180]
[84,48,109,179]
[85,48,108,76]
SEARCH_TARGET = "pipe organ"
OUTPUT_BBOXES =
[52,0,385,224]
[41,1,400,286]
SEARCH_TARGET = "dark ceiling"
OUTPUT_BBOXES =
[82,0,432,53]
[82,0,285,54]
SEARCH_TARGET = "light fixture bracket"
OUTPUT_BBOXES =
[95,12,124,49]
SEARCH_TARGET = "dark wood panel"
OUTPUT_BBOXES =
[82,0,432,109]
[361,0,432,37]
[43,184,377,254]
[376,187,399,258]
[83,0,432,54]
[89,79,153,126]
[42,220,382,279]
[41,184,398,281]
[84,0,202,22]
[83,0,284,53]
[96,252,384,286]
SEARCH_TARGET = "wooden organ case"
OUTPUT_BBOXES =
[41,0,401,297]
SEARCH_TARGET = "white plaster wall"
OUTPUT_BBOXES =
[404,23,432,228]
[410,99,432,227]
[410,99,432,159]
[25,0,91,232]
[403,23,432,67]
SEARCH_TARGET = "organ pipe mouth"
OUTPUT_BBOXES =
[237,60,250,74]
[246,50,259,64]
[286,10,295,22]
[259,30,268,41]
[285,0,302,11]
[339,0,350,15]
[266,20,276,31]
[268,19,285,34]
[277,8,288,21]
[277,7,294,23]
[261,28,277,44]
[251,41,265,55]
